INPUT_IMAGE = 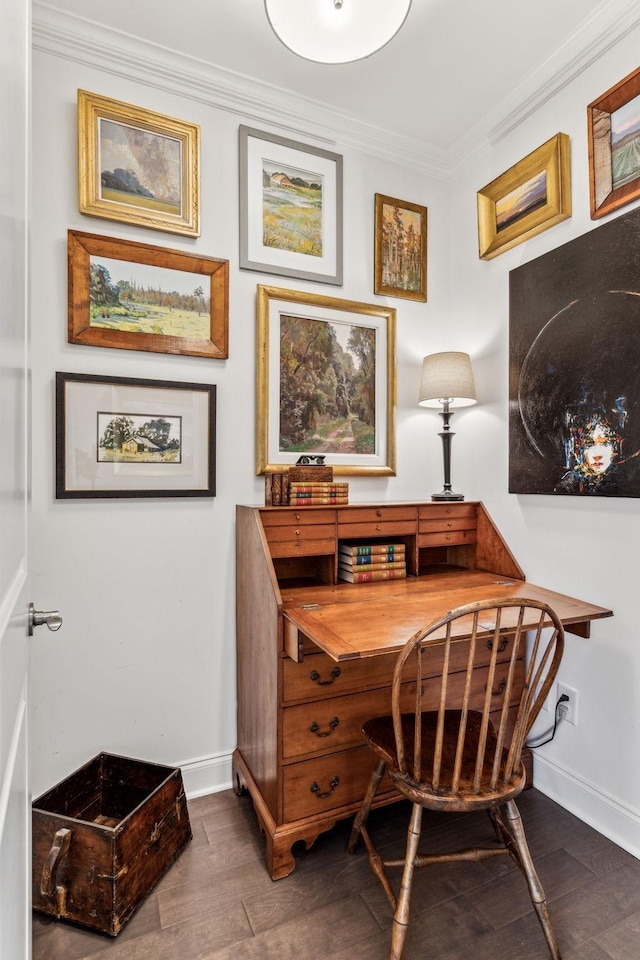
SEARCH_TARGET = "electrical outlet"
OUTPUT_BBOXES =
[557,682,579,726]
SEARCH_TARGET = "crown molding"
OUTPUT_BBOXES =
[450,0,640,166]
[33,1,637,180]
[32,2,449,178]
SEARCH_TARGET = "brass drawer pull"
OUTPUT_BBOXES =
[486,637,509,652]
[310,776,339,798]
[310,717,339,738]
[309,666,341,685]
[488,678,507,696]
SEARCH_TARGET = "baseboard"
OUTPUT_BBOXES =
[179,750,234,799]
[533,753,640,860]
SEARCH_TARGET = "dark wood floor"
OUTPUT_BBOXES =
[33,786,640,960]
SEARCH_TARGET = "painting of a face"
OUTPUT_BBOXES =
[509,207,640,498]
[566,415,620,477]
[583,423,616,474]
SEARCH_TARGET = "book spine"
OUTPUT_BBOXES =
[289,496,349,504]
[339,551,405,563]
[289,485,349,492]
[339,559,406,570]
[271,472,282,506]
[281,471,290,506]
[339,544,405,556]
[290,489,348,497]
[340,569,407,583]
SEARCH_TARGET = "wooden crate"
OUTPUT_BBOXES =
[32,753,191,936]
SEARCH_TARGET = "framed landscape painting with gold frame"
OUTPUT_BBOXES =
[588,66,640,220]
[256,285,396,476]
[477,133,571,260]
[374,194,427,301]
[78,89,200,237]
[68,230,229,359]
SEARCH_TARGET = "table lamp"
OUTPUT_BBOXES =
[418,351,477,501]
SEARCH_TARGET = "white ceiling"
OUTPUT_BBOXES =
[39,0,625,153]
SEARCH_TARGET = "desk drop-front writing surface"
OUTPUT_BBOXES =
[233,501,612,880]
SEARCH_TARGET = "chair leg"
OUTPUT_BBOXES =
[504,800,562,960]
[347,758,386,854]
[390,802,423,960]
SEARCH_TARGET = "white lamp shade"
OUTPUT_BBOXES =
[418,352,477,408]
[264,0,412,64]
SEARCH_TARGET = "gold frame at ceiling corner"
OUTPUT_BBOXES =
[588,65,640,220]
[255,284,396,477]
[477,132,571,260]
[374,193,428,302]
[77,89,200,237]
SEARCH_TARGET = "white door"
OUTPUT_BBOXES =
[1,0,31,957]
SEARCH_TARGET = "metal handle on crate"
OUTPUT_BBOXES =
[41,827,71,913]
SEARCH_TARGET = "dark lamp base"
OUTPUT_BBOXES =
[431,490,465,501]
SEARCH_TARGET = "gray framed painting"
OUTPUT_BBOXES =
[239,126,343,285]
[509,206,640,497]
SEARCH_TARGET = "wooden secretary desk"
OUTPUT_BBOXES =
[233,501,611,880]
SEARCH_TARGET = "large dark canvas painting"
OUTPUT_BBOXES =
[510,206,640,497]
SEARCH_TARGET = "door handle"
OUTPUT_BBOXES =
[28,603,63,636]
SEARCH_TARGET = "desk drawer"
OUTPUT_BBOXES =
[337,506,417,525]
[265,523,336,543]
[418,529,477,547]
[269,538,336,559]
[283,651,395,703]
[338,521,415,539]
[418,504,477,520]
[419,517,477,534]
[262,509,336,527]
[283,641,523,705]
[282,746,394,821]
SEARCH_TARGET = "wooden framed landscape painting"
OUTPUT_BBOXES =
[77,90,200,237]
[68,230,229,359]
[239,126,343,285]
[56,372,216,498]
[477,133,571,260]
[588,66,640,219]
[374,194,427,301]
[256,285,396,476]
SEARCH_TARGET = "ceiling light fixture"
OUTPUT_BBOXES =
[264,0,412,65]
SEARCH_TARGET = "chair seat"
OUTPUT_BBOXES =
[362,709,526,810]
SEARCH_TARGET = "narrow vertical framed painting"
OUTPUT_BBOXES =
[509,206,640,497]
[239,126,343,285]
[77,90,200,237]
[374,194,427,301]
[588,65,640,219]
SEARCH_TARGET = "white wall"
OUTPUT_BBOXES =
[450,26,640,854]
[29,5,640,862]
[29,12,450,799]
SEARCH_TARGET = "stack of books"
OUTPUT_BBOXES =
[289,481,349,506]
[338,541,406,582]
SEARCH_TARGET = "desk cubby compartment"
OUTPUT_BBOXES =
[32,753,191,936]
[418,502,478,572]
[262,506,338,582]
